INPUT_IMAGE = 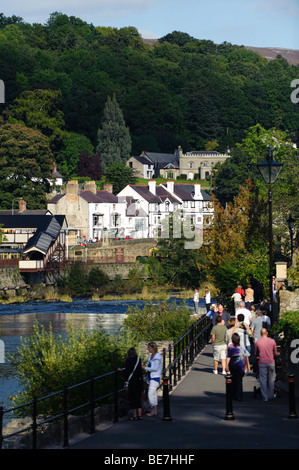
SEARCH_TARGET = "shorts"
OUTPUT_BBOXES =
[213,344,227,361]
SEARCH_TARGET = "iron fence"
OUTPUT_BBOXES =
[0,314,211,449]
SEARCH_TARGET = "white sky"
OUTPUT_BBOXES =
[2,0,299,49]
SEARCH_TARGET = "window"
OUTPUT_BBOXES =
[188,161,193,169]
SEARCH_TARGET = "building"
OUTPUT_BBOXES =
[47,180,127,242]
[117,180,212,238]
[126,147,230,180]
[178,146,230,180]
[0,213,67,274]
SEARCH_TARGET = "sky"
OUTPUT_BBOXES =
[2,0,299,49]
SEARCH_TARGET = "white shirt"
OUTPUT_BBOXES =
[205,291,211,303]
[235,307,252,325]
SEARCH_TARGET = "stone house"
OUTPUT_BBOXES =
[47,181,127,242]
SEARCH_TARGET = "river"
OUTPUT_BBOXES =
[0,297,206,410]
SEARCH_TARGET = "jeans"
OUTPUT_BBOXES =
[258,363,275,400]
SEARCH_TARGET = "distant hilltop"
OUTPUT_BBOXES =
[143,39,299,66]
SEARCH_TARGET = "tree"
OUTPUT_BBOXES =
[96,94,132,172]
[0,123,53,209]
[104,163,136,194]
[76,150,102,180]
[5,89,66,155]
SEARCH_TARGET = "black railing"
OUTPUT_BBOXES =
[0,315,211,449]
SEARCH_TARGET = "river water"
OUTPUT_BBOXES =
[0,297,206,410]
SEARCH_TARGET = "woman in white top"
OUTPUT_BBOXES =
[143,342,162,416]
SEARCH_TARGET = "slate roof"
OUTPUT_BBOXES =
[48,190,118,205]
[23,216,66,254]
[126,185,181,204]
[173,184,210,201]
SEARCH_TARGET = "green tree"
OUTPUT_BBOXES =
[5,88,66,155]
[0,123,53,209]
[97,94,132,171]
[104,163,136,194]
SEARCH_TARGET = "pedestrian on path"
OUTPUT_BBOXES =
[204,286,211,312]
[226,313,252,374]
[142,342,162,416]
[193,288,199,314]
[119,347,144,421]
[211,315,227,375]
[226,333,245,401]
[255,329,277,402]
[212,303,230,327]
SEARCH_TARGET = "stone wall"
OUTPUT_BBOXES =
[278,288,299,316]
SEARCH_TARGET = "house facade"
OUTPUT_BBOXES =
[126,147,230,180]
[117,180,212,238]
[178,146,230,180]
[47,180,127,242]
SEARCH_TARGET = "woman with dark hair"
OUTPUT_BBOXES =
[123,347,144,420]
[226,333,245,401]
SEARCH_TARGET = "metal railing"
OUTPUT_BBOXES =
[0,315,211,449]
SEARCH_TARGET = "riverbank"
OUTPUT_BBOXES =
[0,284,217,305]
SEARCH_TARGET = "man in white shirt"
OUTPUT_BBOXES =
[235,301,252,326]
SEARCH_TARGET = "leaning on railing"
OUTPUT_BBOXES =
[0,314,211,449]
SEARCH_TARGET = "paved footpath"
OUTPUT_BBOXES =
[69,344,299,451]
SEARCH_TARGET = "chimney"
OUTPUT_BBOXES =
[66,180,79,195]
[18,199,27,213]
[53,161,57,172]
[104,184,113,194]
[167,180,174,193]
[148,180,156,195]
[84,181,97,194]
[193,183,202,199]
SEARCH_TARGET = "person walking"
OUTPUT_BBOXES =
[142,342,162,416]
[235,301,252,326]
[231,288,242,311]
[211,315,227,375]
[226,313,252,374]
[212,303,230,327]
[193,288,199,314]
[255,329,278,402]
[204,286,211,313]
[226,333,245,401]
[245,284,254,310]
[121,347,144,420]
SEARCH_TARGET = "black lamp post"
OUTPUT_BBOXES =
[287,213,295,265]
[257,147,283,322]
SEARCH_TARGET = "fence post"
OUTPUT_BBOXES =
[287,373,297,419]
[113,369,119,424]
[0,406,3,449]
[32,396,38,449]
[173,340,177,386]
[90,376,95,434]
[162,376,172,421]
[63,385,69,447]
[224,374,235,420]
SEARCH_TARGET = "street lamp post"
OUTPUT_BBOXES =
[257,147,283,323]
[287,213,295,265]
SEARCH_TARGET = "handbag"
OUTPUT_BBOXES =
[124,357,140,391]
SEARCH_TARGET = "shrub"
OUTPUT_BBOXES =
[121,301,192,342]
[10,320,128,416]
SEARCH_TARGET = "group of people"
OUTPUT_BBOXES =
[209,293,278,403]
[120,278,278,420]
[119,341,162,420]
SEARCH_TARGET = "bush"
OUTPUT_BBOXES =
[121,301,192,342]
[10,320,128,415]
[272,311,299,346]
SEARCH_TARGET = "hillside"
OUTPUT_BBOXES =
[245,46,299,66]
[143,39,299,65]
